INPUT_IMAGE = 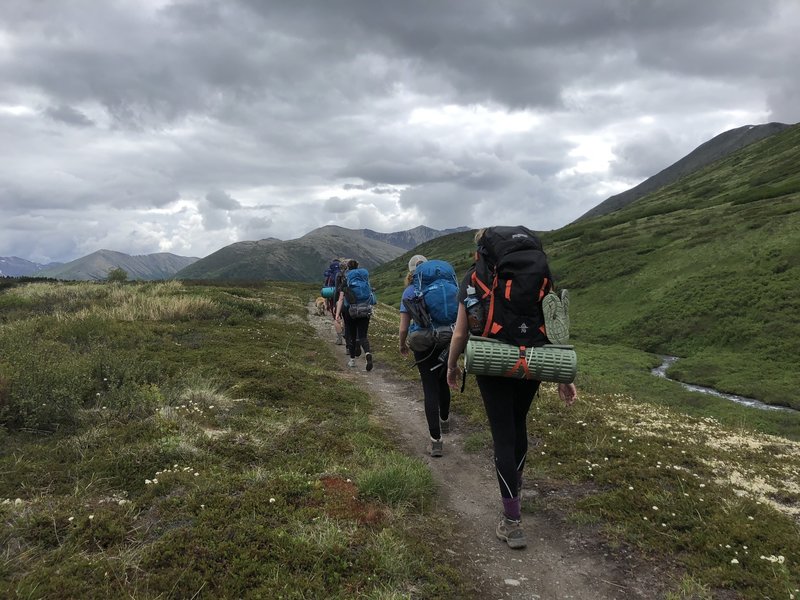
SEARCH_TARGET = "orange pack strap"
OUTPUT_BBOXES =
[472,271,492,298]
[538,277,550,301]
[482,274,498,337]
[504,346,531,378]
[504,279,512,300]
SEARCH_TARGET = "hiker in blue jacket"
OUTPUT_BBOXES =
[399,255,452,457]
[335,259,374,371]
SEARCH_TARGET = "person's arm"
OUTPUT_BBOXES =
[446,303,469,389]
[399,312,411,356]
[335,295,344,321]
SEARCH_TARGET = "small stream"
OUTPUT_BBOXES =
[651,355,796,413]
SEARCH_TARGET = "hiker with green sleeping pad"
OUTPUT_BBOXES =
[446,226,577,550]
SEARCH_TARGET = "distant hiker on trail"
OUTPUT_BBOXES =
[399,254,458,457]
[328,257,347,345]
[446,226,578,550]
[335,259,376,371]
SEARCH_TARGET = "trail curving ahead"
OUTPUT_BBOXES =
[308,305,662,599]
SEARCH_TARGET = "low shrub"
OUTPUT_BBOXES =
[358,451,436,509]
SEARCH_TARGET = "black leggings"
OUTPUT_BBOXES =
[343,311,371,359]
[414,348,451,439]
[476,376,540,499]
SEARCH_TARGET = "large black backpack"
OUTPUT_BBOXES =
[470,226,553,348]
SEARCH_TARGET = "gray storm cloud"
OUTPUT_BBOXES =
[0,0,797,263]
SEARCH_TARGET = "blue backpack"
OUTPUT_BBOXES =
[345,268,376,307]
[413,260,458,328]
[404,260,458,352]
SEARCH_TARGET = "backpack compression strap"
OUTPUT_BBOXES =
[503,346,531,378]
[537,277,551,336]
[471,271,503,337]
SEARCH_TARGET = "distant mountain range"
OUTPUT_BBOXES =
[8,250,200,281]
[575,122,791,221]
[1,225,469,282]
[0,256,63,277]
[174,225,470,282]
[361,225,470,250]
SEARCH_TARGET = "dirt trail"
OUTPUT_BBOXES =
[308,308,660,599]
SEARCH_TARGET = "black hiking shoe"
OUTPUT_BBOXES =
[365,352,373,371]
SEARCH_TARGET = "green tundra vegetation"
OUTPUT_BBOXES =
[1,279,799,598]
[0,281,477,599]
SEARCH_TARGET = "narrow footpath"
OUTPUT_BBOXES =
[308,306,662,600]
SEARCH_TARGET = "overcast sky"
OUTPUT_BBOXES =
[1,0,798,263]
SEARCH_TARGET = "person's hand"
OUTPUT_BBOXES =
[558,382,577,406]
[399,343,409,357]
[446,365,461,389]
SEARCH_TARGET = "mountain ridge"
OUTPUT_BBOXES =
[174,225,468,282]
[32,250,200,281]
[575,122,791,221]
[0,256,64,277]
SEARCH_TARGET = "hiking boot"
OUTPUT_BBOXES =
[430,439,443,457]
[496,517,527,549]
[439,416,450,434]
[347,358,356,368]
[365,352,373,371]
[335,333,343,345]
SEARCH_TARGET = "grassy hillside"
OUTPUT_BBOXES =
[0,280,478,598]
[576,122,790,221]
[2,280,799,598]
[373,124,800,409]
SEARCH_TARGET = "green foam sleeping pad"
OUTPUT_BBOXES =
[464,336,577,383]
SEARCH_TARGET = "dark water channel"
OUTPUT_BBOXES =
[651,355,796,413]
